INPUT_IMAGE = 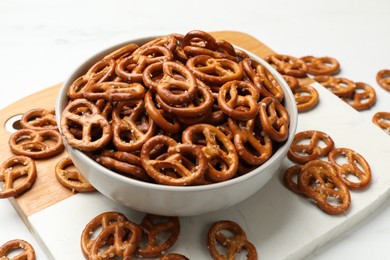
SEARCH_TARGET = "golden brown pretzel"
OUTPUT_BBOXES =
[180,31,236,61]
[116,45,174,83]
[178,31,236,62]
[284,159,340,196]
[89,220,142,259]
[20,108,57,131]
[132,45,174,65]
[265,54,307,78]
[155,79,214,118]
[67,58,116,100]
[292,84,319,112]
[80,211,129,258]
[181,36,237,61]
[283,164,304,195]
[258,96,290,142]
[83,81,146,102]
[372,111,390,135]
[217,80,260,120]
[186,55,243,85]
[112,99,156,152]
[314,75,356,98]
[301,56,340,76]
[144,90,182,134]
[135,214,180,258]
[241,58,284,102]
[9,128,64,159]
[156,61,199,106]
[55,156,95,192]
[207,220,257,260]
[115,55,145,83]
[160,253,189,260]
[287,130,334,164]
[228,118,273,166]
[181,30,217,48]
[0,155,37,198]
[135,35,178,55]
[376,69,390,91]
[328,148,371,189]
[282,75,299,90]
[95,150,151,182]
[342,81,376,110]
[103,43,138,61]
[140,135,207,185]
[298,160,351,215]
[182,124,239,182]
[183,45,236,61]
[0,239,35,260]
[61,98,112,151]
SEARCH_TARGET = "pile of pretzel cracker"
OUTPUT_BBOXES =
[264,46,389,216]
[60,30,292,186]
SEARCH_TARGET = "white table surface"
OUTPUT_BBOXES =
[0,0,389,259]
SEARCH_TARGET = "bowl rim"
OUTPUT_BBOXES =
[55,35,298,193]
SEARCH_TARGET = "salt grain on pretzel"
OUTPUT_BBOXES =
[182,124,239,182]
[241,57,284,102]
[287,130,334,164]
[328,148,371,190]
[111,99,156,152]
[217,80,260,120]
[80,211,129,258]
[0,155,37,198]
[55,156,95,192]
[228,117,273,166]
[89,220,142,259]
[291,84,319,112]
[20,108,58,131]
[258,96,290,142]
[61,98,112,151]
[140,135,207,186]
[298,160,351,215]
[155,79,214,118]
[207,220,257,260]
[116,43,175,83]
[67,58,116,100]
[135,214,181,258]
[186,55,243,85]
[9,128,64,159]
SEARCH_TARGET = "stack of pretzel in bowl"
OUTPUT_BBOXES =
[56,30,298,216]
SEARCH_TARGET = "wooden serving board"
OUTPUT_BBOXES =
[2,31,390,260]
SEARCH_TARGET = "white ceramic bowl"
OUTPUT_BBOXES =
[55,36,298,216]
